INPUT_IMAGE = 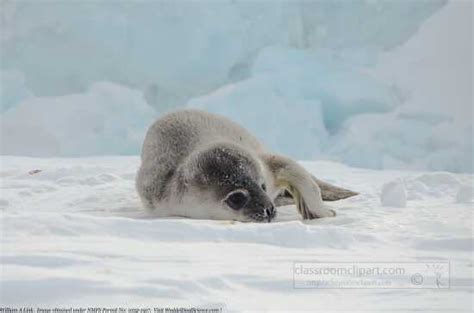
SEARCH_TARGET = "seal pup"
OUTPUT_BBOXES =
[136,109,357,222]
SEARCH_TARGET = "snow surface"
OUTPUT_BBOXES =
[3,1,472,173]
[1,156,472,311]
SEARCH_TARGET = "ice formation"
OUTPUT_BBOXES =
[1,0,443,106]
[381,178,407,207]
[189,46,398,159]
[1,82,156,156]
[2,0,471,173]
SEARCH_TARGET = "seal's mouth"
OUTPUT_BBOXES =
[246,209,276,223]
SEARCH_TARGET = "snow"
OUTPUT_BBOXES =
[2,1,469,173]
[456,185,473,204]
[381,179,407,207]
[1,1,472,309]
[1,1,442,105]
[1,156,472,311]
[1,82,156,157]
[0,70,32,113]
[189,1,472,173]
[367,0,473,172]
[188,46,398,159]
[372,0,472,130]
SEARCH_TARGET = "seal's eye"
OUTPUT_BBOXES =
[224,190,249,210]
[261,183,267,192]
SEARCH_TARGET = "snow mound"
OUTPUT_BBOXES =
[329,111,473,172]
[456,185,473,204]
[403,172,465,200]
[1,82,157,156]
[381,178,407,207]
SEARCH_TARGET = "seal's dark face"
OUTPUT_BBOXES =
[223,188,275,222]
[193,145,276,222]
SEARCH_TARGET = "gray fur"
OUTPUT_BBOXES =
[136,109,357,222]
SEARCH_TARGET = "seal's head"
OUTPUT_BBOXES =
[179,143,276,222]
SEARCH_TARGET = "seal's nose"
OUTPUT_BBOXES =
[264,205,276,222]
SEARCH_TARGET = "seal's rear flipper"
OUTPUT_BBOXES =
[263,154,335,219]
[273,176,357,206]
[312,176,358,201]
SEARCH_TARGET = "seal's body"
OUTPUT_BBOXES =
[136,110,356,222]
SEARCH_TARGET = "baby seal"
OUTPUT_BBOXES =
[136,109,357,222]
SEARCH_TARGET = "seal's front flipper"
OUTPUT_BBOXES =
[263,154,335,219]
[312,176,358,201]
[274,190,294,207]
